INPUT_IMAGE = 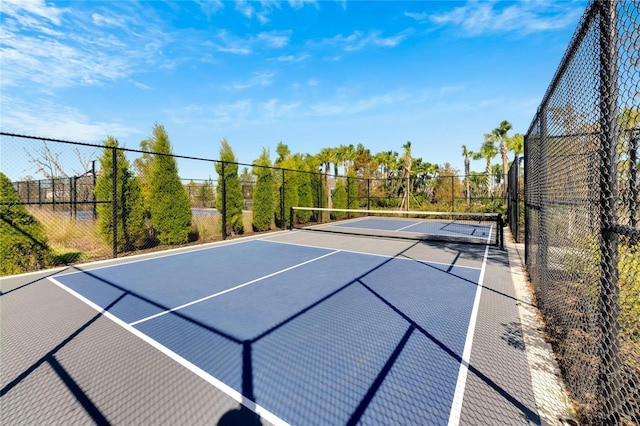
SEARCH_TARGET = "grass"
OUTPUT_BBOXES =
[190,210,255,242]
[27,208,261,269]
[28,207,110,263]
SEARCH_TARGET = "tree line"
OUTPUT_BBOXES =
[1,119,524,274]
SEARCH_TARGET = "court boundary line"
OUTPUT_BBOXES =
[129,250,341,326]
[447,243,490,426]
[47,276,292,426]
[258,235,483,271]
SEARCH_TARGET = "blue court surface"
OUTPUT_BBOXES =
[50,238,487,425]
[335,217,493,240]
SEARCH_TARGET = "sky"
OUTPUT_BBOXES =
[1,0,589,180]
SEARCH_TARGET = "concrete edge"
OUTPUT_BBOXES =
[504,229,578,426]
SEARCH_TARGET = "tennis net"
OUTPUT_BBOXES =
[290,207,504,248]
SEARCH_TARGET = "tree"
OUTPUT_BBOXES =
[347,168,359,209]
[332,178,347,219]
[306,155,326,219]
[197,181,215,208]
[133,137,155,218]
[275,141,290,164]
[340,144,356,174]
[252,148,274,232]
[316,148,333,210]
[0,172,51,274]
[473,133,499,197]
[296,160,313,223]
[216,139,244,236]
[95,136,146,251]
[26,141,94,179]
[493,120,513,198]
[432,163,463,209]
[461,145,475,205]
[147,124,192,244]
[331,146,342,178]
[508,133,524,163]
[274,156,299,228]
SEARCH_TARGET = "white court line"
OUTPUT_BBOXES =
[258,235,483,270]
[48,276,291,426]
[394,220,424,232]
[447,242,491,426]
[129,250,341,326]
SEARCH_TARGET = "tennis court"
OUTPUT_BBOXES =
[1,218,564,425]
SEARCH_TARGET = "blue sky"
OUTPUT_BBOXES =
[1,0,588,179]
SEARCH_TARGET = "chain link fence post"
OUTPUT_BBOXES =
[597,1,621,421]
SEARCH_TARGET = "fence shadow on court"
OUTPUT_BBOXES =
[0,238,544,424]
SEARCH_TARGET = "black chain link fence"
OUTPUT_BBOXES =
[525,1,639,423]
[1,131,507,275]
[508,158,524,243]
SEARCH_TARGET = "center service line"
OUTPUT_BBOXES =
[129,250,341,326]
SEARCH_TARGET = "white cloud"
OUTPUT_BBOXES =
[320,29,411,52]
[0,96,136,143]
[1,1,174,90]
[235,0,255,19]
[257,31,292,48]
[310,89,411,116]
[225,72,276,90]
[272,53,310,63]
[288,0,318,10]
[210,30,291,55]
[194,0,224,16]
[167,100,254,127]
[1,0,66,26]
[429,1,585,36]
[262,99,300,119]
[404,11,428,22]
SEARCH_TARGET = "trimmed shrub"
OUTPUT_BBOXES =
[0,172,51,274]
[252,148,274,232]
[347,169,359,210]
[296,164,313,223]
[215,139,244,235]
[147,124,192,244]
[95,137,146,251]
[332,178,347,219]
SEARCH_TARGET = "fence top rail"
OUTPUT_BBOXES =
[1,131,336,178]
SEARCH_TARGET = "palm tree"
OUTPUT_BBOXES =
[493,120,513,199]
[374,150,398,184]
[473,133,499,197]
[317,147,333,209]
[341,144,356,174]
[331,146,342,179]
[508,133,524,164]
[461,144,475,205]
